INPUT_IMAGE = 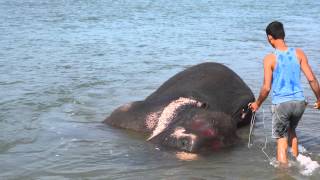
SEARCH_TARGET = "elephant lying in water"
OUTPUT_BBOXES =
[104,62,254,152]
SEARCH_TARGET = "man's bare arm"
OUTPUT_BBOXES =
[249,54,274,112]
[255,54,274,106]
[297,48,320,107]
[298,49,320,98]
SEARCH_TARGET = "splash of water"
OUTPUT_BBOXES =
[269,145,320,176]
[296,153,320,176]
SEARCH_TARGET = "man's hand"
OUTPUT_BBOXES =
[314,100,320,109]
[249,102,260,112]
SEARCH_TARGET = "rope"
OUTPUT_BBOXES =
[248,108,272,161]
[261,109,271,161]
[247,111,256,148]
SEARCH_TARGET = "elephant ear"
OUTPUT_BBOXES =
[147,97,205,141]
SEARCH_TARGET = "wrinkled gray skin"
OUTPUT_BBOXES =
[104,62,254,152]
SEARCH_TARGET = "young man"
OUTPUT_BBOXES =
[249,21,320,165]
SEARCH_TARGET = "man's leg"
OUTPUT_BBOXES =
[288,128,298,157]
[277,137,288,164]
[288,100,306,158]
[272,104,289,164]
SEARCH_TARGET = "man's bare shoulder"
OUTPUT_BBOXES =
[295,48,307,63]
[295,48,305,57]
[296,47,304,54]
[264,53,276,66]
[264,53,276,60]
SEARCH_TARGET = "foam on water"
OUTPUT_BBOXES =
[290,145,319,176]
[269,145,319,176]
[296,154,320,176]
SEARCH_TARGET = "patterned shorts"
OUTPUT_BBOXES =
[271,100,306,139]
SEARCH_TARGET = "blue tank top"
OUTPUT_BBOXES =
[271,47,305,104]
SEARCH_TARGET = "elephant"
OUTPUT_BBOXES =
[104,62,254,152]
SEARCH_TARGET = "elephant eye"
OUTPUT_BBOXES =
[179,138,189,149]
[200,102,209,109]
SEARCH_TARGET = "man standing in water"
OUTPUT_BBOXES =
[249,21,320,165]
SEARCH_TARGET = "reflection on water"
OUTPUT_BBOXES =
[1,0,320,179]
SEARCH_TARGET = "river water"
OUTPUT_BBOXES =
[1,0,320,179]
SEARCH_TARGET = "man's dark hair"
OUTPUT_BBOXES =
[266,21,285,40]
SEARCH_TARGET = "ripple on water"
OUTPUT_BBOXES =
[1,0,320,179]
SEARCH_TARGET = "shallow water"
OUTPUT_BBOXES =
[1,0,320,179]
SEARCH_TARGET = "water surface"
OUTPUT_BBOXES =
[1,0,320,179]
